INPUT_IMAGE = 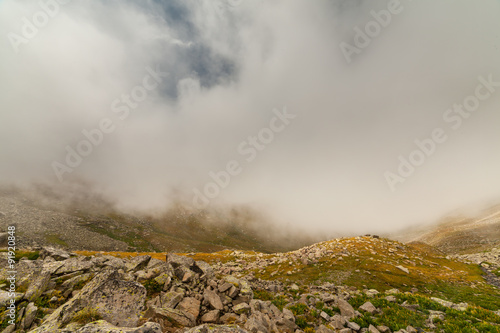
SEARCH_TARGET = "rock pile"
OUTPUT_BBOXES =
[1,248,298,333]
[1,244,498,333]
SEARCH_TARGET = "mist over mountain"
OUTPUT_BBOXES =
[1,0,500,235]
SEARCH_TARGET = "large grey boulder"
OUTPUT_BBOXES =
[160,291,184,308]
[30,270,146,332]
[23,302,38,329]
[54,256,94,275]
[143,306,196,329]
[193,261,215,278]
[359,301,377,314]
[166,253,195,269]
[177,297,201,319]
[0,290,23,307]
[125,255,151,273]
[337,298,355,319]
[204,289,223,310]
[89,278,147,327]
[40,247,71,261]
[24,269,52,302]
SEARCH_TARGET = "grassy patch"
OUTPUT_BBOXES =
[142,279,163,295]
[348,292,500,332]
[253,289,274,301]
[271,295,288,311]
[70,307,102,325]
[44,234,68,247]
[13,250,39,262]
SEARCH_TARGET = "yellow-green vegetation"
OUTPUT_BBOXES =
[75,236,500,312]
[70,307,102,325]
[73,249,240,264]
[348,292,500,332]
[74,250,167,261]
[0,311,10,330]
[0,249,40,261]
[142,279,163,295]
[247,237,500,310]
[44,234,68,247]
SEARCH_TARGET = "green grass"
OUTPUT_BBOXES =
[289,304,309,316]
[142,279,163,295]
[271,295,288,311]
[347,292,500,332]
[425,282,500,310]
[253,289,274,301]
[251,238,500,312]
[44,234,68,247]
[70,307,102,325]
[0,249,41,261]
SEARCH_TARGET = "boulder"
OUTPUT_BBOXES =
[177,297,201,319]
[201,310,220,323]
[54,257,94,275]
[359,301,377,314]
[395,265,409,274]
[40,247,71,261]
[166,253,195,269]
[337,298,355,319]
[24,269,51,302]
[233,303,251,315]
[31,270,146,332]
[0,325,15,333]
[23,302,38,329]
[204,289,224,310]
[144,306,196,328]
[87,278,147,327]
[0,290,23,307]
[160,291,184,309]
[316,325,334,333]
[125,255,151,273]
[193,261,215,278]
[347,321,361,331]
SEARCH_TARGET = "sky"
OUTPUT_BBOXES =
[1,0,500,234]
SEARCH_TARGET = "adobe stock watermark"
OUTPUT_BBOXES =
[5,226,17,327]
[7,0,70,54]
[51,66,168,182]
[340,0,412,64]
[192,106,296,208]
[385,74,500,191]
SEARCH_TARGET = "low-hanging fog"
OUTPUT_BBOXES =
[1,0,500,235]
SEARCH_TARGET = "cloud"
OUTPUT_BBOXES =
[1,0,500,234]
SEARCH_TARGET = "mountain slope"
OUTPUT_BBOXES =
[0,185,314,253]
[393,205,500,254]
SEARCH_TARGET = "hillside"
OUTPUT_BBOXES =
[2,236,500,332]
[0,185,314,254]
[392,206,500,254]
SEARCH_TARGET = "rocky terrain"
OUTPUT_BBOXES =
[393,206,500,255]
[1,237,500,333]
[0,185,315,253]
[452,248,500,289]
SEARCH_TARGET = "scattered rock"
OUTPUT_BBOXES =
[395,265,409,274]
